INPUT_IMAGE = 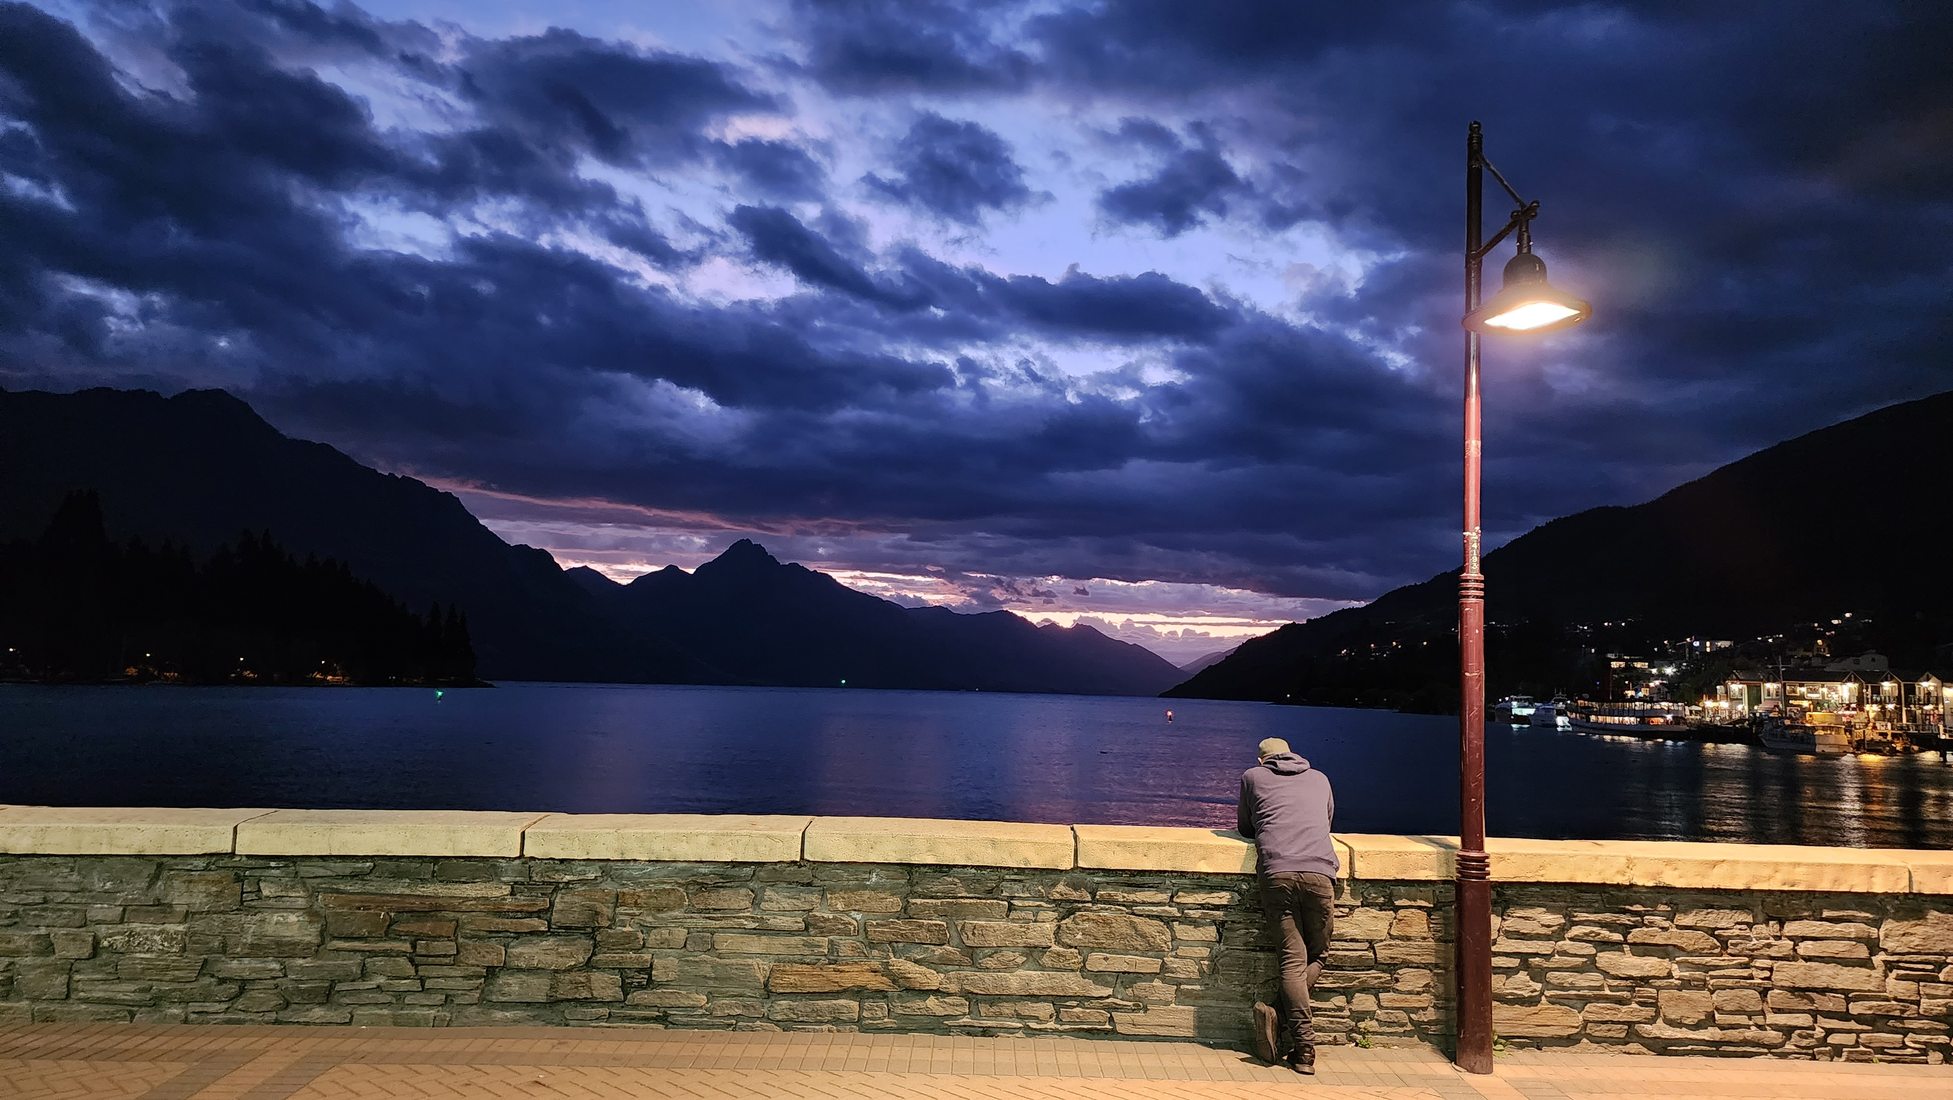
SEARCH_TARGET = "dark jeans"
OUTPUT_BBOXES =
[1259,871,1336,1051]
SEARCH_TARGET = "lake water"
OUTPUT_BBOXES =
[2,683,1949,848]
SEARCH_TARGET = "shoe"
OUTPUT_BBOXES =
[1288,1046,1316,1075]
[1251,1002,1280,1064]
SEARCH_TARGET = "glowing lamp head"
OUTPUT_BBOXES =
[1464,252,1591,334]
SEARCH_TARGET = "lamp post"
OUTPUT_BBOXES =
[1454,120,1590,1075]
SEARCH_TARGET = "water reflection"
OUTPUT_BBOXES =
[0,684,1948,848]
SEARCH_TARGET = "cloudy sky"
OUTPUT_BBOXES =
[3,1,1949,663]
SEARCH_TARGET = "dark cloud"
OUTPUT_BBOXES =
[1097,133,1240,237]
[863,113,1037,224]
[714,139,828,201]
[457,28,773,167]
[784,0,1033,93]
[728,204,920,308]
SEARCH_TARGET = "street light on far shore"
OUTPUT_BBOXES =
[1452,120,1589,1077]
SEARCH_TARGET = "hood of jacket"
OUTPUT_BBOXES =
[1262,752,1311,775]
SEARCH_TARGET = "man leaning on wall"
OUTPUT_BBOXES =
[1236,736,1338,1074]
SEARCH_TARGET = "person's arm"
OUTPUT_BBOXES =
[1326,780,1335,829]
[1236,773,1256,838]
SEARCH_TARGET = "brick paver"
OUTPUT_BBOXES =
[0,1023,1946,1100]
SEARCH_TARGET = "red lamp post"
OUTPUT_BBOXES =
[1454,120,1591,1075]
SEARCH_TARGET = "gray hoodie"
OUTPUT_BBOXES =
[1237,753,1339,878]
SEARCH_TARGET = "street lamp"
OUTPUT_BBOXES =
[1454,120,1589,1076]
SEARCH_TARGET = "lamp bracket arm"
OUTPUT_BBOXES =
[1468,201,1541,262]
[1478,155,1528,207]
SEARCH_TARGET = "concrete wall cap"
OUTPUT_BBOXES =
[0,805,275,855]
[1338,834,1916,894]
[1074,825,1259,875]
[235,809,548,858]
[1889,847,1953,895]
[522,813,811,862]
[803,816,1074,869]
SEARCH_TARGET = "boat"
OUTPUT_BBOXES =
[1565,701,1690,738]
[1529,698,1571,731]
[1492,695,1537,725]
[1755,710,1851,756]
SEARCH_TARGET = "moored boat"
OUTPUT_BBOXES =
[1566,700,1690,738]
[1529,698,1571,730]
[1493,695,1537,725]
[1755,711,1851,756]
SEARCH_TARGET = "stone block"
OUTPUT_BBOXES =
[1783,920,1878,940]
[1583,1002,1655,1023]
[767,962,896,993]
[959,920,1054,948]
[0,932,53,956]
[949,972,1114,998]
[825,890,903,913]
[1797,940,1872,960]
[715,934,827,955]
[459,916,550,934]
[1335,909,1393,942]
[549,890,614,929]
[43,930,93,961]
[1376,942,1445,965]
[1659,990,1716,1024]
[1596,953,1673,979]
[1112,1005,1197,1036]
[1495,1003,1584,1038]
[1675,909,1753,929]
[689,887,755,911]
[504,936,593,970]
[162,871,240,912]
[1882,912,1953,955]
[616,887,687,912]
[1714,988,1765,1014]
[14,960,73,999]
[1776,962,1886,992]
[909,899,1009,920]
[236,810,546,857]
[760,887,822,912]
[626,990,708,1009]
[1086,953,1163,974]
[891,994,969,1017]
[1627,928,1719,953]
[768,998,859,1022]
[325,912,389,938]
[804,817,1074,869]
[523,814,811,862]
[118,956,204,982]
[551,972,622,1000]
[1073,825,1257,874]
[866,920,950,945]
[1060,1007,1111,1026]
[1056,913,1170,953]
[1389,910,1430,939]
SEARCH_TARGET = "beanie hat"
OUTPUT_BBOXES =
[1257,737,1291,760]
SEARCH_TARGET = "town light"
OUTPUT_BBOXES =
[1451,121,1591,1077]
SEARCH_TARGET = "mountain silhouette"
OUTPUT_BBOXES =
[1169,389,1953,707]
[0,386,1178,694]
[603,539,1182,695]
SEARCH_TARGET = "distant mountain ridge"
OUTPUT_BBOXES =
[1170,390,1953,707]
[0,386,1178,695]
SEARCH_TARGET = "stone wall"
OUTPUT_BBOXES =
[0,807,1949,1062]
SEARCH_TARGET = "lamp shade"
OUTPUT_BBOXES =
[1463,252,1591,334]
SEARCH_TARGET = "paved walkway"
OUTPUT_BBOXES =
[1,1022,1947,1100]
